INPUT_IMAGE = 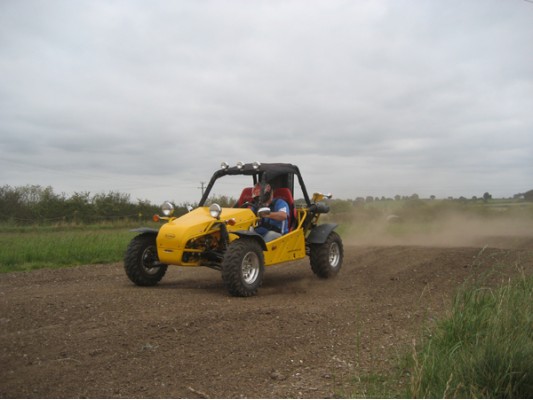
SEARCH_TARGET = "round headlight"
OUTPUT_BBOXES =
[161,201,174,216]
[220,161,229,170]
[209,203,222,219]
[236,161,244,169]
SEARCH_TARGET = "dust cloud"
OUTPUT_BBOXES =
[341,213,533,249]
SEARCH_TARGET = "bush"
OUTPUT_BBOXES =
[0,185,159,224]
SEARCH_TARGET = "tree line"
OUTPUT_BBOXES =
[0,185,163,224]
[1,184,531,225]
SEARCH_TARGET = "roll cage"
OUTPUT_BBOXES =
[198,162,313,207]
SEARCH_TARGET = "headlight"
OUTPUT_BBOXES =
[161,201,174,216]
[220,161,229,170]
[236,161,244,169]
[209,203,222,219]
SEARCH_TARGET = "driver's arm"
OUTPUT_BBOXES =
[258,205,287,221]
[266,210,287,221]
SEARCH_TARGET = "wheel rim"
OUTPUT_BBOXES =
[241,251,260,284]
[329,242,341,268]
[141,245,160,275]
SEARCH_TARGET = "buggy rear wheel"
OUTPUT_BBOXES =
[221,238,264,297]
[310,231,343,278]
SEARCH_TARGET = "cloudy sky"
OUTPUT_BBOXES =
[1,0,532,204]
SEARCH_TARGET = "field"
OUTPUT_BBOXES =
[0,224,138,273]
[1,204,532,397]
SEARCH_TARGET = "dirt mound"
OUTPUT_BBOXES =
[1,241,532,398]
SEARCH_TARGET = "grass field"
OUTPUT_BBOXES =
[407,269,533,398]
[0,223,149,273]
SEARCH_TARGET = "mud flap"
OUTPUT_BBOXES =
[233,230,268,251]
[306,223,338,244]
[130,227,160,234]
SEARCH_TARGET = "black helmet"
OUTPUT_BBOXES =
[252,183,272,205]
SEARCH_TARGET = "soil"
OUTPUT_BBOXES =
[1,233,532,398]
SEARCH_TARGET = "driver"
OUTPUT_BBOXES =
[252,183,289,242]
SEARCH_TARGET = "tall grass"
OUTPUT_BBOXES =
[0,223,145,272]
[409,269,533,398]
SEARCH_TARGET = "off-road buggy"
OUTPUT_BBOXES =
[124,162,343,296]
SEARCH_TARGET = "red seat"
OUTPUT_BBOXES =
[237,187,253,207]
[273,188,297,231]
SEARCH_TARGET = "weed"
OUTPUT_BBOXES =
[407,267,533,398]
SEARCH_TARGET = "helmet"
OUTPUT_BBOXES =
[252,183,272,205]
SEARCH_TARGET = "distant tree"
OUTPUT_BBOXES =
[394,194,401,201]
[35,186,65,221]
[93,191,134,217]
[66,191,92,222]
[524,190,533,202]
[0,185,24,221]
[207,194,236,207]
[365,196,374,203]
[483,192,492,202]
[430,195,436,200]
[328,199,352,213]
[0,185,166,224]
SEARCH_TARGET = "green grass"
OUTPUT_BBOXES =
[0,223,148,272]
[342,253,533,399]
[408,269,533,398]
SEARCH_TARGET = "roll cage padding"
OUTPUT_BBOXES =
[306,223,338,244]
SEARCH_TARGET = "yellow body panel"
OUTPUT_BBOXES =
[263,228,306,266]
[156,207,256,265]
[156,206,309,267]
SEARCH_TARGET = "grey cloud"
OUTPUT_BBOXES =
[1,0,532,202]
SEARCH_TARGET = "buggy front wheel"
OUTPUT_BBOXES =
[124,233,168,286]
[221,238,264,297]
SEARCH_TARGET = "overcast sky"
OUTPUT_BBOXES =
[1,0,532,204]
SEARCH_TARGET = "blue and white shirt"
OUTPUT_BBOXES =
[255,198,289,236]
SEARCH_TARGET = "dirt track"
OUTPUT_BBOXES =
[1,236,532,398]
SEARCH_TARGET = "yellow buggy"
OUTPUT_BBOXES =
[124,162,343,296]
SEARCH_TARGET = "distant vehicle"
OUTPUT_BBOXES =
[124,162,343,296]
